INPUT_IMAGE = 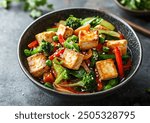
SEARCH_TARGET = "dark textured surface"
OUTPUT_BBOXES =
[0,0,150,106]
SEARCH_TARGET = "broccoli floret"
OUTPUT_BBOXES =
[52,58,69,84]
[40,40,54,56]
[69,67,86,79]
[64,71,97,92]
[66,15,81,29]
[24,40,54,56]
[64,35,80,52]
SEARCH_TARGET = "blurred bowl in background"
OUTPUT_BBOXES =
[114,0,150,17]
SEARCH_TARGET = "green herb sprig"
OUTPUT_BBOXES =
[0,0,53,19]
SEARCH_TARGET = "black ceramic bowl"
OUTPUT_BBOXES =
[114,0,150,16]
[18,8,142,100]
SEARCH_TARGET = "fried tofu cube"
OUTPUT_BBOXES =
[106,39,127,55]
[79,30,99,50]
[35,31,56,44]
[96,59,118,80]
[27,53,50,77]
[62,48,84,70]
[57,24,73,39]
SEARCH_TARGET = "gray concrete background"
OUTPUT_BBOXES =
[0,0,150,106]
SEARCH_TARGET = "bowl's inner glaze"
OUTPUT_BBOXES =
[18,8,142,96]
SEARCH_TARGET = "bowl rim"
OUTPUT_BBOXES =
[114,0,150,13]
[17,7,143,97]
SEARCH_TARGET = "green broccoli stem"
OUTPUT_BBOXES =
[63,81,85,87]
[61,72,96,92]
[52,58,64,76]
[54,70,68,84]
[31,46,42,55]
[66,15,81,29]
[52,58,69,84]
[24,40,54,56]
[64,35,80,52]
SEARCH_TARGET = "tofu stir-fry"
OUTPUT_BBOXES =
[24,15,132,94]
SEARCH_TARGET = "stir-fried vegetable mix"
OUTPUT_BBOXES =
[24,15,132,94]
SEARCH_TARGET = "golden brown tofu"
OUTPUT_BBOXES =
[57,24,73,39]
[106,39,127,55]
[96,59,118,80]
[79,30,99,50]
[62,49,84,70]
[35,31,56,44]
[27,53,50,77]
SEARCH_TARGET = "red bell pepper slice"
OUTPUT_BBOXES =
[52,42,59,52]
[114,47,124,78]
[28,40,38,49]
[96,43,103,51]
[123,58,132,71]
[58,34,65,45]
[119,32,125,39]
[49,49,65,60]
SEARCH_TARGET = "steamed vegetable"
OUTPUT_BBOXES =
[63,71,97,92]
[64,35,79,52]
[98,30,122,38]
[99,54,130,60]
[103,78,119,90]
[52,58,69,84]
[53,36,58,42]
[24,40,54,56]
[69,67,86,79]
[66,15,81,29]
[81,17,96,26]
[46,60,52,67]
[90,50,99,67]
[47,28,58,32]
[102,46,110,53]
[44,82,53,89]
[91,17,115,30]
